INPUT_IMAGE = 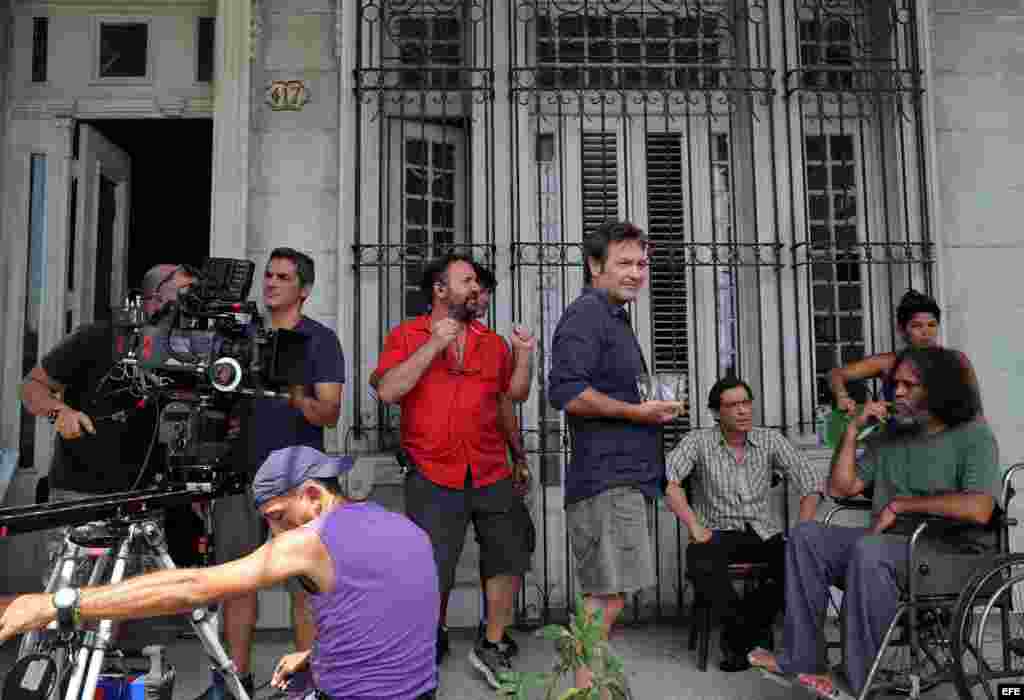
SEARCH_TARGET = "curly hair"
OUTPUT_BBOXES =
[419,253,476,302]
[896,289,941,329]
[893,347,978,428]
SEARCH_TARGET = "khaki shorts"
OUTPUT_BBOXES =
[566,487,655,596]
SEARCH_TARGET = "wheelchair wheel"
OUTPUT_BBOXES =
[952,553,1024,699]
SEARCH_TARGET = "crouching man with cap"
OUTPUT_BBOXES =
[0,446,440,700]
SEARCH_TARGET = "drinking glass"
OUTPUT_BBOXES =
[653,373,688,404]
[636,374,653,402]
[637,373,687,404]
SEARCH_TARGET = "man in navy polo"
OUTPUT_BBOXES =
[549,220,684,692]
[198,248,345,700]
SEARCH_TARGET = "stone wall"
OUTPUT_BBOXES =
[929,1,1024,465]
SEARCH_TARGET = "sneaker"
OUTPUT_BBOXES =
[437,625,450,665]
[469,638,512,689]
[476,622,520,658]
[194,671,254,700]
[498,631,520,658]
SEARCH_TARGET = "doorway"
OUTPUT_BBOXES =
[83,118,213,307]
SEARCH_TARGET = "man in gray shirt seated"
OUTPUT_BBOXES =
[665,377,824,671]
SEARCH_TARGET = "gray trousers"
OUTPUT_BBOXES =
[777,521,907,693]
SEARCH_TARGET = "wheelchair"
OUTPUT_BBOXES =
[819,462,1024,699]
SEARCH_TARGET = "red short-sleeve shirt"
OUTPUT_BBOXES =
[375,315,513,489]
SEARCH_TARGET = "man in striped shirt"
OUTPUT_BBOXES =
[665,376,824,672]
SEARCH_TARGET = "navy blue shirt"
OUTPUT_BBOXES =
[548,288,663,506]
[235,316,346,475]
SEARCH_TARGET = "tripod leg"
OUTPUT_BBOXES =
[139,521,252,700]
[20,530,80,658]
[70,531,134,700]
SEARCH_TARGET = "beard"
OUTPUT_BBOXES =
[887,411,927,436]
[447,300,477,322]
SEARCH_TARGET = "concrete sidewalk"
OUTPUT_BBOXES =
[0,618,963,699]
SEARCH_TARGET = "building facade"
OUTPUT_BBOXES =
[0,0,1020,627]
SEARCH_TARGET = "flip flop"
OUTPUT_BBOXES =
[747,647,795,689]
[795,673,856,700]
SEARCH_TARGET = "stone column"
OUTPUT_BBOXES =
[210,0,254,258]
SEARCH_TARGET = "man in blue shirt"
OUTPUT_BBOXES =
[548,220,684,691]
[198,248,345,700]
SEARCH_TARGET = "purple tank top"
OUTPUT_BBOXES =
[308,502,438,698]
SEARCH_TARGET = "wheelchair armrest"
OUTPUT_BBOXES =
[833,497,872,510]
[822,496,872,527]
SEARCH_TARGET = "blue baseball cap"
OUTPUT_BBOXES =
[252,446,355,508]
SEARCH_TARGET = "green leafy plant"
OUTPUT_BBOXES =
[497,593,631,700]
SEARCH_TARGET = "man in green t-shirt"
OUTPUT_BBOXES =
[750,347,1000,697]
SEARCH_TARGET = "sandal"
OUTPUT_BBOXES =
[748,647,794,688]
[796,673,856,700]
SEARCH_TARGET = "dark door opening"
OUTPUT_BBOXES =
[83,119,213,293]
[81,118,212,565]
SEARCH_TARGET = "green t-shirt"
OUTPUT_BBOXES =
[856,419,1002,516]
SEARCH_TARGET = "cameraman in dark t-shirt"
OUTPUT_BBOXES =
[20,264,195,496]
[20,264,196,585]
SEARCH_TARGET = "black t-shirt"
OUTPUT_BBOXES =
[42,322,160,493]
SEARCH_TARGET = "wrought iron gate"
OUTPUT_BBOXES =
[351,0,933,625]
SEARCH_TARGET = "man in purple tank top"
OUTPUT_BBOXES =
[0,446,439,700]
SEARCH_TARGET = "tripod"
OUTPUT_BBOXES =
[19,516,251,700]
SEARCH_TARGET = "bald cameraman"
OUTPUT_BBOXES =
[21,264,195,499]
[19,264,195,588]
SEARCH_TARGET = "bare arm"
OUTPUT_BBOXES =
[506,350,534,403]
[565,387,682,425]
[798,493,821,522]
[829,353,897,412]
[376,320,458,404]
[506,327,536,403]
[497,396,526,463]
[375,340,445,404]
[21,366,67,417]
[21,366,95,439]
[664,481,711,543]
[0,526,328,643]
[291,587,315,651]
[888,491,995,526]
[828,427,866,498]
[289,382,343,427]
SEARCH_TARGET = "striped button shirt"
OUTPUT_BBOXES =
[666,426,825,540]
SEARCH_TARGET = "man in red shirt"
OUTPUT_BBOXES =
[373,254,534,690]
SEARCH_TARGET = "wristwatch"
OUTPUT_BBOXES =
[52,587,81,632]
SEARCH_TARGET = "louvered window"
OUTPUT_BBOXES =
[646,133,689,446]
[580,133,618,235]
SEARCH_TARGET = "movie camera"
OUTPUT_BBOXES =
[111,257,308,480]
